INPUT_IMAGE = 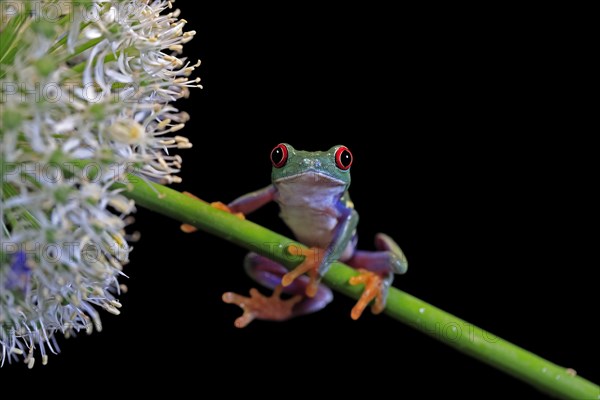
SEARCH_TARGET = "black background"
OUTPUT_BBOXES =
[3,3,597,398]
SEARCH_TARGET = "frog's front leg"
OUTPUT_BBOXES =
[222,253,333,327]
[180,186,276,233]
[282,204,359,297]
[347,233,408,319]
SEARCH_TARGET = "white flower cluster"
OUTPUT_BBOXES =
[1,0,200,367]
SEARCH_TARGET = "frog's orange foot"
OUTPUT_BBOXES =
[180,193,244,233]
[210,201,245,220]
[222,286,302,328]
[282,245,324,298]
[349,269,387,320]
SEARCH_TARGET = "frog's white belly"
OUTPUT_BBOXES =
[275,176,345,248]
[280,207,337,248]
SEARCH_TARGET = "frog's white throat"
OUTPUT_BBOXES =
[274,170,347,209]
[274,170,347,248]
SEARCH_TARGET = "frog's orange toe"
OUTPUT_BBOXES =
[222,292,256,328]
[282,245,323,298]
[305,280,319,298]
[210,201,245,220]
[222,285,302,328]
[179,192,206,233]
[349,269,387,320]
[234,312,256,328]
[180,196,244,233]
[180,223,198,233]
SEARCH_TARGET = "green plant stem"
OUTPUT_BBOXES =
[120,176,599,399]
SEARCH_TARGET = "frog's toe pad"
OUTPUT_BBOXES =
[349,269,387,320]
[222,286,302,328]
[180,223,198,233]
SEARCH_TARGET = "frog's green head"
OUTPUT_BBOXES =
[270,143,352,188]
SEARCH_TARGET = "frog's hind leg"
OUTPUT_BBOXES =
[243,253,334,316]
[346,233,408,319]
[222,253,333,327]
[348,233,408,275]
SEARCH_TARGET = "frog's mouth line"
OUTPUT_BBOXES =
[274,169,346,186]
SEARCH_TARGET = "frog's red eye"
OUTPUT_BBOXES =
[335,146,353,170]
[271,144,288,168]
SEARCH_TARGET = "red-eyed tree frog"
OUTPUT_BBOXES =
[182,144,408,327]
